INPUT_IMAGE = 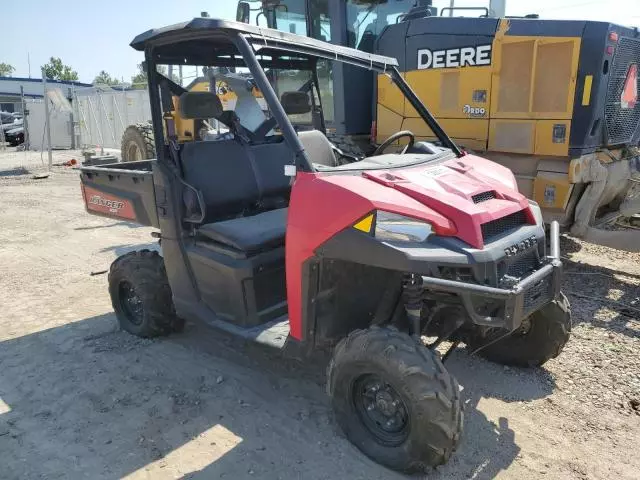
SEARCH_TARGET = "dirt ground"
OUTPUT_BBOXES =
[0,148,638,480]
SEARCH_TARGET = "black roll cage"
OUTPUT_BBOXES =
[142,22,461,173]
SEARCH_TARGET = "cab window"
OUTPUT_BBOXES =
[346,0,420,52]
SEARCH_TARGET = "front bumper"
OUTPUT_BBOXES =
[420,222,563,331]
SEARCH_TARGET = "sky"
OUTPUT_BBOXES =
[2,0,640,84]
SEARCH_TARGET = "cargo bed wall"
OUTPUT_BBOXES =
[79,160,159,227]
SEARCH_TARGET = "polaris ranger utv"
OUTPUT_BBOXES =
[79,19,570,472]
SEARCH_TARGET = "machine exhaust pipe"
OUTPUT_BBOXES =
[550,221,560,260]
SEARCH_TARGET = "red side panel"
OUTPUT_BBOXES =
[285,172,457,340]
[81,185,137,221]
[286,173,368,340]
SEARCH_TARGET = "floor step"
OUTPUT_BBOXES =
[203,315,290,349]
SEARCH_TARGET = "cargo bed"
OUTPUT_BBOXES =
[79,160,159,227]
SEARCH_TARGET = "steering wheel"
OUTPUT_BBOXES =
[373,130,416,156]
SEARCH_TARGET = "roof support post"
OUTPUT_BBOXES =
[234,33,313,172]
[389,67,462,156]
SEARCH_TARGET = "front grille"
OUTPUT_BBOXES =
[523,276,554,315]
[481,210,528,243]
[605,36,640,145]
[472,191,496,204]
[506,251,538,279]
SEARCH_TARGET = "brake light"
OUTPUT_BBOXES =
[606,45,615,55]
[621,64,638,109]
[609,32,619,42]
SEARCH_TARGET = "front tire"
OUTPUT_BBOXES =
[466,293,571,367]
[327,327,463,473]
[108,250,184,337]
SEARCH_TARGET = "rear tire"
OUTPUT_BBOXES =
[108,250,184,337]
[466,293,571,367]
[327,327,463,473]
[121,123,155,162]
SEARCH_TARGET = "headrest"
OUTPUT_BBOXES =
[179,91,223,119]
[281,91,311,115]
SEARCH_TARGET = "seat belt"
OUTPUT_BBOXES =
[217,110,264,208]
[159,79,180,164]
[240,138,265,209]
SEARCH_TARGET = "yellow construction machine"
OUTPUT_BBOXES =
[120,1,640,250]
[234,0,640,251]
[121,69,267,160]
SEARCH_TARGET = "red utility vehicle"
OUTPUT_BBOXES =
[80,19,570,473]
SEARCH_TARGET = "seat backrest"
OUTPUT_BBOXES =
[357,29,376,54]
[297,130,338,167]
[180,139,259,223]
[248,138,296,201]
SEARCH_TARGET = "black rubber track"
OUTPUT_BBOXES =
[327,326,463,473]
[121,122,155,162]
[467,293,572,367]
[108,249,184,337]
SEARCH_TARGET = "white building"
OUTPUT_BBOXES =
[0,76,92,113]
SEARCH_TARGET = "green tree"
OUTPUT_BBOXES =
[93,70,119,86]
[42,57,79,81]
[130,63,180,89]
[130,63,148,89]
[0,62,15,77]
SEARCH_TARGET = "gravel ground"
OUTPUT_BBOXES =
[0,148,638,479]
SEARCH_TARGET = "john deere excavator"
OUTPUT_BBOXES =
[229,0,640,251]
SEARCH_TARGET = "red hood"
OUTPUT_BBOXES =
[361,154,533,248]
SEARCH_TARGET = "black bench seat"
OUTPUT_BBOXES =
[197,208,288,253]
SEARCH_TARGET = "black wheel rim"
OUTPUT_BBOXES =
[352,374,409,446]
[119,281,144,325]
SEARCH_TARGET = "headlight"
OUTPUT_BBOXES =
[374,211,433,242]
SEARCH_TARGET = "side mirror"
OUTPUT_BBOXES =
[236,2,250,23]
[281,91,311,115]
[179,92,223,120]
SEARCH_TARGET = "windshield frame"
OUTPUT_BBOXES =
[143,26,462,175]
[249,39,462,157]
[314,149,457,173]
